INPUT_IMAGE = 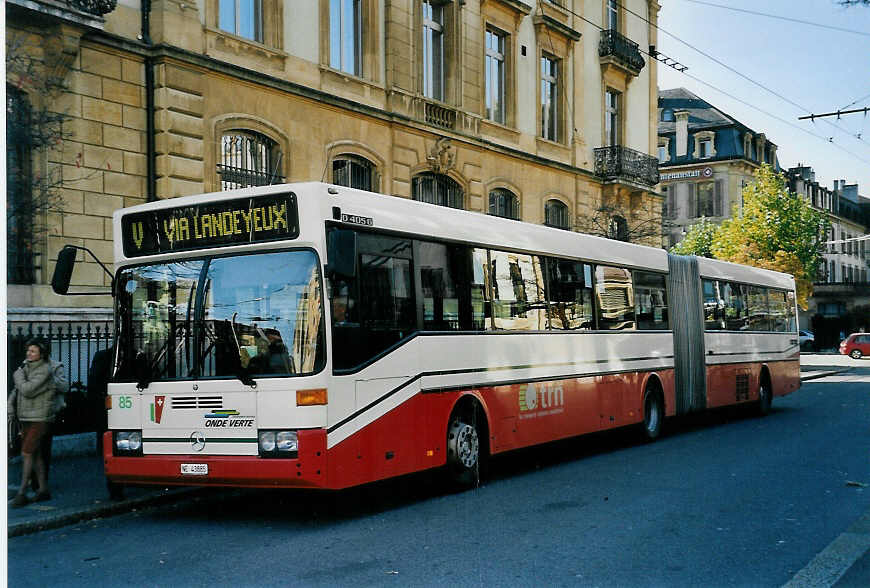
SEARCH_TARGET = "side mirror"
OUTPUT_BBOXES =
[134,351,151,390]
[52,246,78,295]
[326,229,358,279]
[50,244,114,296]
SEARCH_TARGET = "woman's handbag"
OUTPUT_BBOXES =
[8,388,21,456]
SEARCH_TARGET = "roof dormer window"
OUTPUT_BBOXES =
[693,130,716,160]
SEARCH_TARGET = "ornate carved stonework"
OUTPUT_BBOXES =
[427,138,456,174]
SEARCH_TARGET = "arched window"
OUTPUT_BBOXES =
[544,199,570,230]
[332,154,375,191]
[217,130,284,190]
[7,85,35,284]
[609,215,629,242]
[412,173,463,209]
[488,188,519,220]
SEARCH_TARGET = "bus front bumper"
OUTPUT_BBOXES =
[102,430,329,489]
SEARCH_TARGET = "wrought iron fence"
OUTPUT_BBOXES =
[8,320,114,434]
[594,145,660,187]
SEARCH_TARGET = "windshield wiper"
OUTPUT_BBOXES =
[230,313,257,388]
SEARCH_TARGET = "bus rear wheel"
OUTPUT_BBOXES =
[757,378,772,416]
[642,387,663,441]
[446,415,481,489]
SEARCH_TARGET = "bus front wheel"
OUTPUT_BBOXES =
[446,415,481,489]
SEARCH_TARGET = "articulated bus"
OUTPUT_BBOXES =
[53,182,800,491]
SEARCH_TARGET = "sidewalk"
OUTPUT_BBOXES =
[7,433,203,537]
[799,351,859,381]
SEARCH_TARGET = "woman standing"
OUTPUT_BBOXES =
[10,338,56,507]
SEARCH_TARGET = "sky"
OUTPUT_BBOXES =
[654,0,870,196]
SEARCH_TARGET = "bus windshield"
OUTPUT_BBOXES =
[115,249,325,384]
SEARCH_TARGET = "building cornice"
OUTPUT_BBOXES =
[659,155,761,171]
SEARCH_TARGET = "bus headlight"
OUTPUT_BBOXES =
[276,431,298,452]
[113,430,143,456]
[259,431,276,452]
[258,430,298,458]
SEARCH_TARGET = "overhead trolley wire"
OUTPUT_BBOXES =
[542,1,870,167]
[678,0,870,38]
[840,91,870,112]
[612,1,870,151]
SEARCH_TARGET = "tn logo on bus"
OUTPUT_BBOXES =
[518,382,564,412]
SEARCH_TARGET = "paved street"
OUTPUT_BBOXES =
[7,363,869,587]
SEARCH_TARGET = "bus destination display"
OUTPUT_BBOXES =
[122,193,299,257]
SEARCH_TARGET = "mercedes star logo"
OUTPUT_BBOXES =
[190,431,206,452]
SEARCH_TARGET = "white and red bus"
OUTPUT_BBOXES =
[53,182,801,490]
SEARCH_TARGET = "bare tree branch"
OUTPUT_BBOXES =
[576,199,670,247]
[6,32,80,241]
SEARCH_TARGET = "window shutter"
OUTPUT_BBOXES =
[686,184,698,218]
[667,186,676,219]
[714,180,724,216]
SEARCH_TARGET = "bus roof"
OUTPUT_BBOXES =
[324,183,670,272]
[115,181,795,289]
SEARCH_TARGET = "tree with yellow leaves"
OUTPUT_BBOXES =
[711,165,829,309]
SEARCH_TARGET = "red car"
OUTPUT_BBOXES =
[839,333,870,359]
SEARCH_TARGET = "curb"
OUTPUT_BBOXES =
[800,369,850,382]
[7,486,209,538]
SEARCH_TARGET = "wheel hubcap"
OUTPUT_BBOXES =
[453,424,479,468]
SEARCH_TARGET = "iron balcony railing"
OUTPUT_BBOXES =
[598,29,645,74]
[68,0,117,15]
[811,281,870,294]
[594,145,660,187]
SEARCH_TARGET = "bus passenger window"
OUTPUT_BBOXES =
[595,265,635,330]
[786,291,797,332]
[634,271,668,330]
[721,282,748,330]
[747,286,770,331]
[545,258,594,330]
[331,233,415,372]
[490,251,547,330]
[702,279,724,330]
[417,241,462,331]
[471,248,491,330]
[768,289,789,332]
[359,253,414,338]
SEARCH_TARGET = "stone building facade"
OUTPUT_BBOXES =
[7,0,662,323]
[786,166,870,344]
[656,87,779,248]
